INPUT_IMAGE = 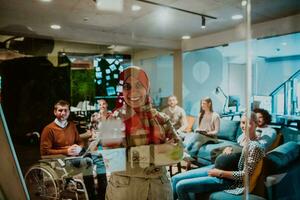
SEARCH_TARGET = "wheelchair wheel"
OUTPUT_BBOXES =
[25,163,60,200]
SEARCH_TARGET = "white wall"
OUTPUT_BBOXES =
[137,55,174,107]
[182,47,249,116]
[228,63,246,110]
[182,48,225,115]
[254,58,300,95]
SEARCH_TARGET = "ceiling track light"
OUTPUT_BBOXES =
[136,0,217,24]
[201,16,206,28]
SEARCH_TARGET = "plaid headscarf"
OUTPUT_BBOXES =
[114,66,168,146]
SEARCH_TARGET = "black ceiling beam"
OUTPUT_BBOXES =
[136,0,217,20]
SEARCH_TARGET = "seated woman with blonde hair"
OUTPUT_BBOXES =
[172,112,264,200]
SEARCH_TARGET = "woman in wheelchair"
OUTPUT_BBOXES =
[35,100,101,200]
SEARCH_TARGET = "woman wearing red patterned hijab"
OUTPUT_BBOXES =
[106,66,183,200]
[115,66,150,108]
[114,66,169,145]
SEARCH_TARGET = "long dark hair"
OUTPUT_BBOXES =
[198,97,213,126]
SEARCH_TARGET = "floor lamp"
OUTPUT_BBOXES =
[215,86,228,114]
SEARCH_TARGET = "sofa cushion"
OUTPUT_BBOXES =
[264,159,300,200]
[280,127,300,143]
[209,191,265,200]
[265,141,300,175]
[197,139,239,163]
[235,126,243,141]
[184,133,219,157]
[249,159,263,193]
[215,152,241,171]
[218,119,240,141]
[267,132,283,152]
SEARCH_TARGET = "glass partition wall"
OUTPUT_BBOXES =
[1,0,300,199]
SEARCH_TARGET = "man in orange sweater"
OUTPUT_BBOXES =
[40,100,96,199]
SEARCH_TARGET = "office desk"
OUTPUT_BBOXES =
[276,115,300,129]
[220,112,242,120]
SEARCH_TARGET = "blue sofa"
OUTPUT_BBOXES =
[261,141,300,199]
[209,141,300,200]
[184,118,243,166]
[183,121,300,199]
[183,118,294,166]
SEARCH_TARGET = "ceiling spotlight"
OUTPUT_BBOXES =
[50,24,61,30]
[131,4,141,11]
[201,16,206,28]
[182,35,191,40]
[241,0,247,7]
[231,14,243,20]
[40,0,52,2]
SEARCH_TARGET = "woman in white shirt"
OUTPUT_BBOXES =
[185,97,220,157]
[196,97,220,137]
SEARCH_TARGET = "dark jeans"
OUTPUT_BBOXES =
[172,164,233,200]
[65,157,95,200]
[91,153,107,200]
[185,133,218,157]
[64,153,108,200]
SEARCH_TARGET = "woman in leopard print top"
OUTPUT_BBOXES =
[172,112,264,199]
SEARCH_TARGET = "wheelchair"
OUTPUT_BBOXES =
[25,156,89,200]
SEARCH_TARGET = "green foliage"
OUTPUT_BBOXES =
[71,69,95,106]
